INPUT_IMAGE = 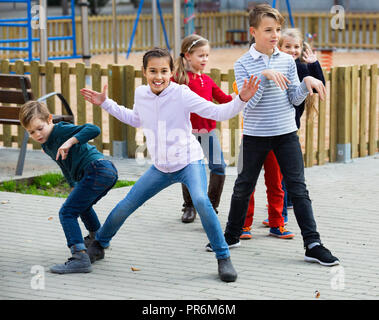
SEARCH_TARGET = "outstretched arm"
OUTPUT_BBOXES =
[80,85,141,128]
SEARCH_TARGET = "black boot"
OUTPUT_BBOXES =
[218,257,238,282]
[208,173,226,214]
[181,184,196,223]
[87,240,105,263]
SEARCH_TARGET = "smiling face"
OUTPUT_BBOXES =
[250,16,282,55]
[185,44,210,73]
[143,56,173,95]
[279,35,302,60]
[25,116,54,144]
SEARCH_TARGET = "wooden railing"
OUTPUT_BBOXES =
[1,59,378,167]
[1,11,378,60]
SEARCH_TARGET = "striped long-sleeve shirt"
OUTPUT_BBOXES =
[234,44,309,137]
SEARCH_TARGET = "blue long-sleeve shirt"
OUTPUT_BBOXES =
[41,122,104,187]
[234,44,309,137]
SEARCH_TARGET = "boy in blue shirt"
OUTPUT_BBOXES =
[20,101,118,274]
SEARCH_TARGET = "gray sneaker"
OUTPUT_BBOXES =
[50,252,92,274]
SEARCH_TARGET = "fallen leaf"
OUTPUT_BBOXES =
[131,267,140,272]
[48,216,53,221]
[315,290,320,298]
[1,200,9,204]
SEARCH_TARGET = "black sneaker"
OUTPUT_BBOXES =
[304,244,339,266]
[218,257,237,282]
[87,240,105,263]
[206,238,241,252]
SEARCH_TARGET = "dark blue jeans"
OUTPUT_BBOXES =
[59,159,118,253]
[225,132,321,248]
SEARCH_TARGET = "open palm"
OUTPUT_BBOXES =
[80,85,107,105]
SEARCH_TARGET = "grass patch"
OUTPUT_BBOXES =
[0,172,135,198]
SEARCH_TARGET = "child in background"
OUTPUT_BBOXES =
[80,47,260,282]
[19,101,118,274]
[213,4,339,266]
[173,34,235,223]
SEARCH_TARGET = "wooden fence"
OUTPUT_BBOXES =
[1,11,378,60]
[0,59,378,167]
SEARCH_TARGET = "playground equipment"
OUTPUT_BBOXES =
[273,0,295,28]
[184,0,195,36]
[126,0,171,59]
[0,0,80,62]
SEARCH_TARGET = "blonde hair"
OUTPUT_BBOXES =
[279,28,312,62]
[249,4,284,28]
[19,100,50,128]
[173,34,209,85]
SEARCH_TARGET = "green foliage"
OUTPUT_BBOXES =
[0,172,135,198]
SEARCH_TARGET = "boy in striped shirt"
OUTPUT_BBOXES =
[211,4,339,266]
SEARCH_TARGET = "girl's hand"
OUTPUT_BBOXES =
[303,76,326,101]
[56,137,78,160]
[261,69,291,90]
[302,48,317,64]
[238,75,261,102]
[80,85,107,105]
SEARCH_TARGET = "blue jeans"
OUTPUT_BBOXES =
[194,130,226,175]
[59,159,118,253]
[96,160,230,259]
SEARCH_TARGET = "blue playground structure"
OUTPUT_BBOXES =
[0,0,80,61]
[273,0,295,28]
[126,0,171,59]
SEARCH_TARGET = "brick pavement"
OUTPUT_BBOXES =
[0,148,379,300]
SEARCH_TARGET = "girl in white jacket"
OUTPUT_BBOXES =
[80,47,259,282]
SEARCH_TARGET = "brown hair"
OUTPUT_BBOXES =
[19,100,50,128]
[173,34,209,85]
[142,47,174,71]
[249,3,284,28]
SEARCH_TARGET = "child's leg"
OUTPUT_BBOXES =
[281,179,289,218]
[263,151,284,227]
[95,165,172,248]
[243,190,255,228]
[197,130,226,213]
[179,160,229,260]
[59,160,118,253]
[273,132,321,247]
[225,135,269,242]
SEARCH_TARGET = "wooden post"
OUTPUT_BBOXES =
[60,62,70,115]
[336,66,352,162]
[359,64,368,157]
[124,65,136,158]
[15,60,25,148]
[0,60,12,147]
[304,95,316,167]
[329,67,338,162]
[351,65,359,158]
[227,69,240,166]
[368,64,378,155]
[76,63,86,125]
[91,63,103,152]
[110,64,126,157]
[30,60,41,150]
[317,69,327,165]
[45,61,55,113]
